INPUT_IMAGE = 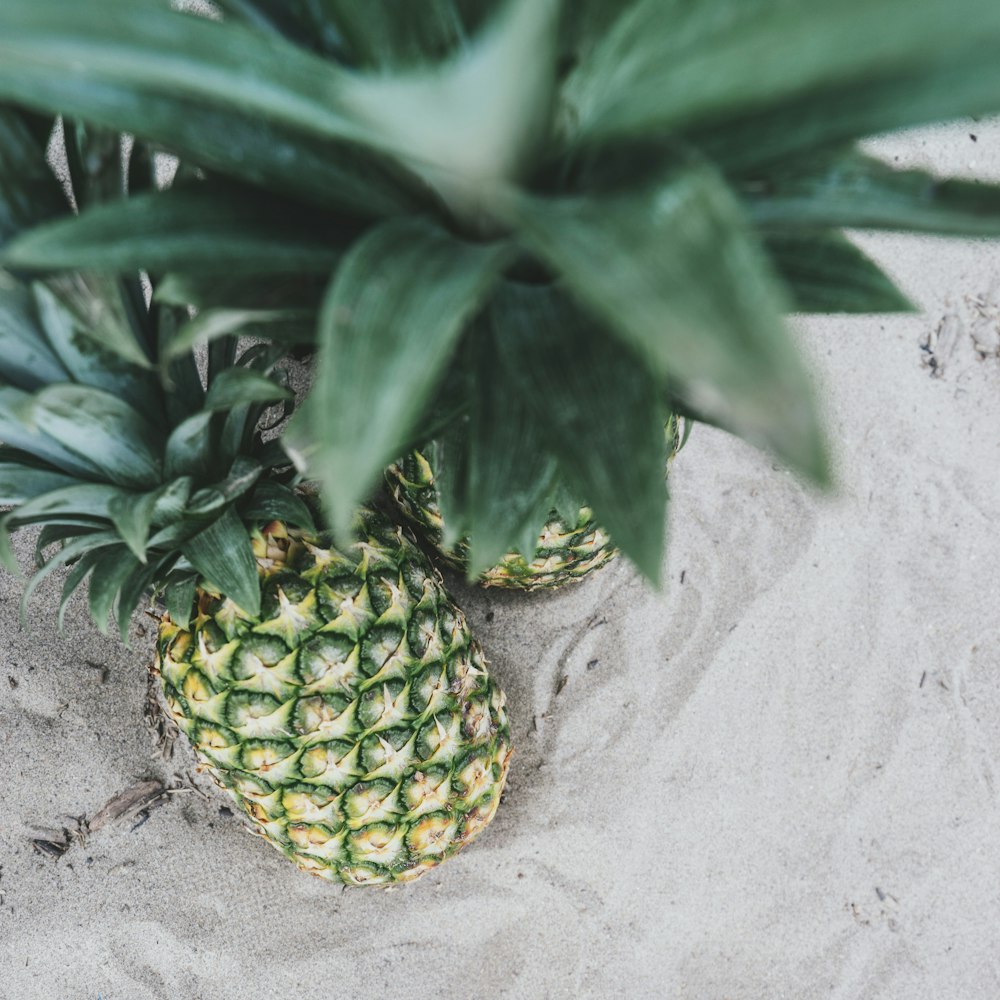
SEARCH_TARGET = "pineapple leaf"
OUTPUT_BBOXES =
[424,418,472,552]
[567,0,1000,148]
[240,481,316,533]
[491,283,668,585]
[464,326,559,578]
[337,0,559,203]
[57,550,100,631]
[6,484,125,526]
[0,105,68,244]
[0,386,105,479]
[28,384,164,489]
[181,507,261,618]
[87,545,140,635]
[695,54,1000,173]
[0,273,69,390]
[294,218,510,538]
[0,0,429,217]
[204,369,294,412]
[0,462,80,505]
[44,272,154,372]
[114,557,164,643]
[162,308,306,365]
[163,573,198,631]
[108,488,167,563]
[32,282,158,418]
[19,528,122,622]
[742,150,1000,237]
[164,412,215,481]
[504,156,829,485]
[317,0,468,68]
[764,230,916,315]
[4,186,349,275]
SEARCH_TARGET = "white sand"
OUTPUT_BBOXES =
[2,120,1000,1000]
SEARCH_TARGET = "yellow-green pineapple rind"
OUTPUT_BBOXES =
[156,508,512,887]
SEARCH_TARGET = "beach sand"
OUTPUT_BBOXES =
[1,120,999,999]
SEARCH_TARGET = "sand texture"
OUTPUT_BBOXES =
[2,121,1000,999]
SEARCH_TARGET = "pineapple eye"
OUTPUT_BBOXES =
[360,624,405,677]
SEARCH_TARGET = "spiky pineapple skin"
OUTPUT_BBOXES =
[155,509,512,887]
[385,452,616,591]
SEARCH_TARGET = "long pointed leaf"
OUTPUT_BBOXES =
[5,186,352,275]
[181,508,261,617]
[29,385,164,489]
[294,217,510,537]
[764,230,915,314]
[567,0,1000,147]
[464,328,558,577]
[742,150,1000,236]
[491,283,669,584]
[502,157,829,484]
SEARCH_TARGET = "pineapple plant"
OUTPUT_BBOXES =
[5,0,1000,594]
[0,109,511,886]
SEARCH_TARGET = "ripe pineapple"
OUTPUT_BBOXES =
[158,513,512,886]
[0,109,510,885]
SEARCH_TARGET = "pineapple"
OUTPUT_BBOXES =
[385,416,684,589]
[158,513,512,886]
[0,107,511,885]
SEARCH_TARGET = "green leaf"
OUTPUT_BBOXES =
[240,481,316,533]
[31,282,157,416]
[154,271,323,315]
[0,461,81,504]
[204,368,293,412]
[337,0,559,207]
[5,186,352,275]
[491,283,669,584]
[87,545,140,634]
[764,230,915,314]
[164,412,215,481]
[44,272,154,371]
[114,556,164,642]
[0,271,69,389]
[0,386,104,479]
[108,487,168,562]
[566,0,1000,149]
[181,507,261,617]
[0,105,68,244]
[163,572,198,630]
[502,156,828,484]
[696,53,1000,173]
[19,528,121,620]
[6,483,125,525]
[742,150,1000,237]
[318,0,466,68]
[0,0,425,218]
[463,327,559,577]
[162,307,307,364]
[58,549,100,631]
[29,384,164,489]
[294,217,510,537]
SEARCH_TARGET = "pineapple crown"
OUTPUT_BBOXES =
[3,0,1000,583]
[0,108,312,637]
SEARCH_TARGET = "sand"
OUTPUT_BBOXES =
[2,119,1000,1000]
